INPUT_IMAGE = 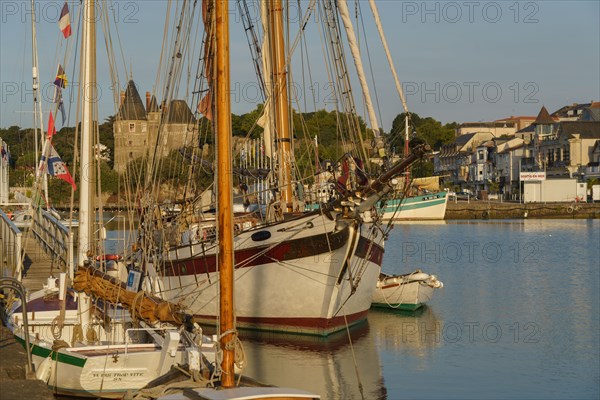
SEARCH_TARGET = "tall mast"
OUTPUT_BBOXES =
[30,0,48,206]
[77,0,96,330]
[405,116,410,188]
[79,0,95,265]
[267,0,293,212]
[215,0,235,388]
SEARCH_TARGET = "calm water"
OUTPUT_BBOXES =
[239,219,600,400]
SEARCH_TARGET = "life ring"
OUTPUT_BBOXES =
[95,254,123,261]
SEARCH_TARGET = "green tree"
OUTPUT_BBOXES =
[389,112,456,152]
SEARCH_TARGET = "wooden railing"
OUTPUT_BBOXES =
[31,208,74,279]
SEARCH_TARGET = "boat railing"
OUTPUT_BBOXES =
[0,209,23,279]
[31,208,74,278]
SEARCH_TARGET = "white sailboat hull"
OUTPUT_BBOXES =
[22,340,184,398]
[155,214,383,336]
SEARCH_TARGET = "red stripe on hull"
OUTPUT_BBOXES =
[381,283,400,289]
[192,309,370,336]
[162,227,349,277]
[354,236,384,266]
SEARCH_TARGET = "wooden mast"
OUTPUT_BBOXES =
[268,0,293,212]
[215,0,235,388]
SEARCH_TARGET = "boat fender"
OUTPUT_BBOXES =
[430,275,444,288]
[36,356,54,383]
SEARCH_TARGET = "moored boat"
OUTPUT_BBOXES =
[380,191,449,221]
[140,0,432,337]
[371,270,443,311]
[5,271,220,398]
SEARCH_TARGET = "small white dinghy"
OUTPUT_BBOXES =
[371,270,443,311]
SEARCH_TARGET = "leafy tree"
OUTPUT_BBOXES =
[389,112,457,152]
[99,116,115,168]
[99,161,119,194]
[411,159,434,178]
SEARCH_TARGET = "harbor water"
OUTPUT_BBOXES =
[239,219,599,399]
[72,218,599,399]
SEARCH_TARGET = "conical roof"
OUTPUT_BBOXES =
[533,106,554,125]
[117,80,147,121]
[166,100,196,124]
[147,95,159,113]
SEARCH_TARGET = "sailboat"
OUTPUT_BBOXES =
[124,2,319,398]
[5,1,223,397]
[139,0,432,338]
[377,119,449,222]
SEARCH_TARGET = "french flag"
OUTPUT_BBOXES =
[59,2,71,39]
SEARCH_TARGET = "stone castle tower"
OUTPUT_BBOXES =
[113,80,197,172]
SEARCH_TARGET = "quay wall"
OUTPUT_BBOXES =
[445,201,600,220]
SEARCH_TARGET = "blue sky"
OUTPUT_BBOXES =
[1,0,599,131]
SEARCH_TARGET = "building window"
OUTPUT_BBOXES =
[129,123,135,132]
[128,140,133,146]
[129,152,133,158]
[478,150,484,160]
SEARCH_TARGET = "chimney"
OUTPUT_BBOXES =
[146,91,151,110]
[120,91,125,106]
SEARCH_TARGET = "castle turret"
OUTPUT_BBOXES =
[113,80,149,172]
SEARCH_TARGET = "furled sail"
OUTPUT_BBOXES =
[197,0,214,121]
[73,266,185,324]
[256,0,273,159]
[337,0,380,136]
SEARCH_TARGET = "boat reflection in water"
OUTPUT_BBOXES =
[237,322,386,400]
[368,306,442,370]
